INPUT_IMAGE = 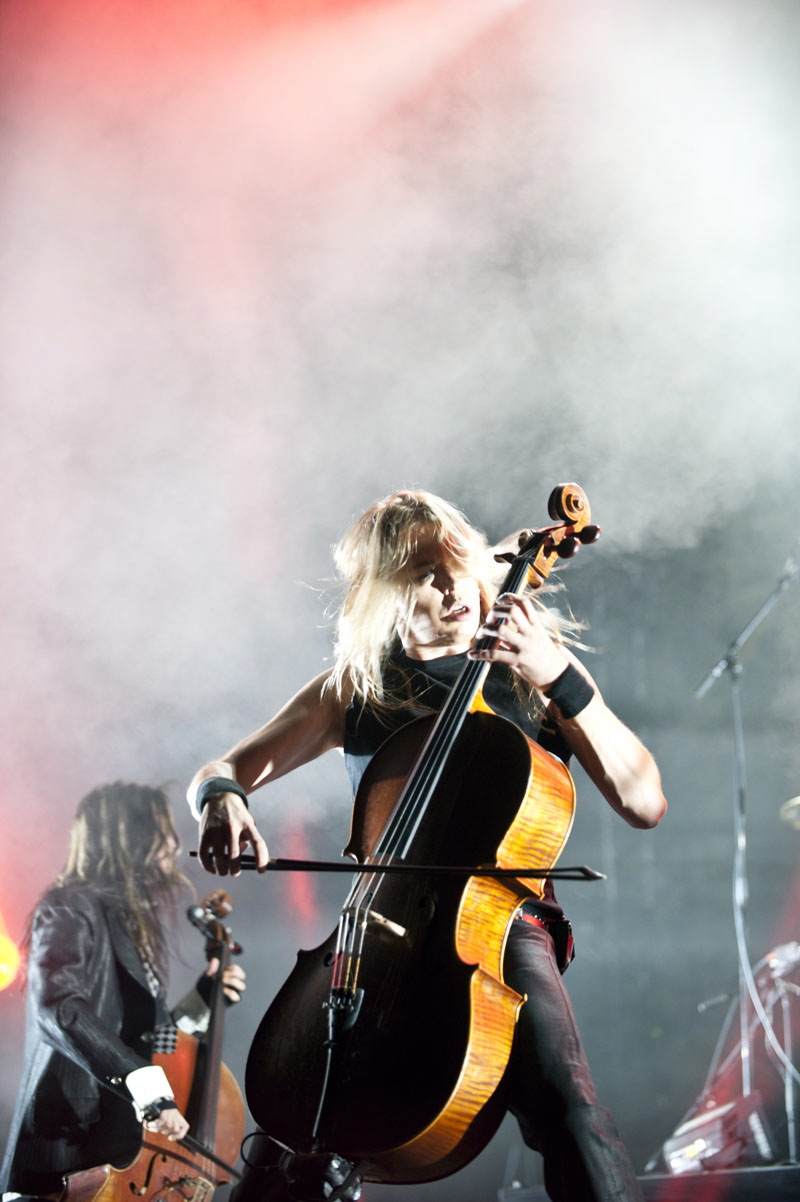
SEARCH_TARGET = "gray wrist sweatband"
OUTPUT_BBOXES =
[194,775,249,817]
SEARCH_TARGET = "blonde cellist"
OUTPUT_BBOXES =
[189,489,666,1202]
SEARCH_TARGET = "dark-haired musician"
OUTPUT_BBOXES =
[1,782,245,1200]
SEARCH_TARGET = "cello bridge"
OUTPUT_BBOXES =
[151,1177,213,1202]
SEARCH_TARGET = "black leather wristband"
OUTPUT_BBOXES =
[194,775,249,816]
[542,662,595,720]
[142,1097,178,1122]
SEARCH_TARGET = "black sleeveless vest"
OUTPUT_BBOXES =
[343,647,570,795]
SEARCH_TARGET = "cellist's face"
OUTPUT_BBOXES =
[397,533,481,661]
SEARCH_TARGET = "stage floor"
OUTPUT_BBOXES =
[639,1164,800,1201]
[494,1163,800,1201]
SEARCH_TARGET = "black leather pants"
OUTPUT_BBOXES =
[502,917,645,1202]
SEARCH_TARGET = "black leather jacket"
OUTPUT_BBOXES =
[1,883,171,1194]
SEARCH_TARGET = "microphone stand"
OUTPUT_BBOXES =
[695,557,800,1151]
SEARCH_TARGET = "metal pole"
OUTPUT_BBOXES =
[728,654,751,1095]
[695,560,800,1101]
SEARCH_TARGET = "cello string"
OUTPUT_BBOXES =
[371,612,510,868]
[337,557,533,976]
[348,636,510,933]
[331,912,348,990]
[355,581,524,914]
[345,538,576,928]
[357,639,504,913]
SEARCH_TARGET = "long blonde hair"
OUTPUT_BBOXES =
[327,489,569,709]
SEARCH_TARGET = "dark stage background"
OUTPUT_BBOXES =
[2,2,799,1199]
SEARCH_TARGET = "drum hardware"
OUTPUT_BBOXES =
[646,939,800,1175]
[693,554,800,1115]
[659,1093,774,1176]
[653,554,800,1177]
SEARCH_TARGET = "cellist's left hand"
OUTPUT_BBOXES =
[470,593,570,691]
[205,956,246,1004]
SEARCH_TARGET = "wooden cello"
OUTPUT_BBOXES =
[55,890,246,1202]
[245,483,600,1186]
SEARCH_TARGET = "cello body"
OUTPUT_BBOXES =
[55,1032,246,1202]
[246,708,575,1183]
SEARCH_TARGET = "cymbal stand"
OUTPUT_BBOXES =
[776,974,799,1161]
[695,556,800,1151]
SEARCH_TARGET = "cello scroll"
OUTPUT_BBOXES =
[495,481,600,587]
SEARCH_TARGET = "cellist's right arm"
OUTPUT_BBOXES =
[188,670,350,877]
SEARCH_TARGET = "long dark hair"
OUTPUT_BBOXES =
[22,782,189,986]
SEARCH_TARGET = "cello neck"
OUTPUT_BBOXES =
[191,942,230,1148]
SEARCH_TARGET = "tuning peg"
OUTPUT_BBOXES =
[556,536,579,559]
[578,525,601,544]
